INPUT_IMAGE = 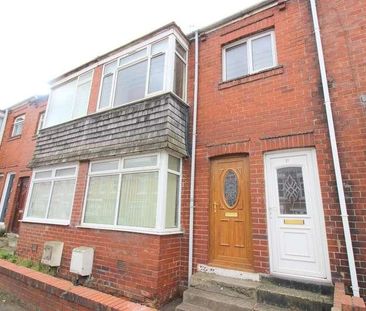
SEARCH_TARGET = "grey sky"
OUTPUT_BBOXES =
[0,0,262,109]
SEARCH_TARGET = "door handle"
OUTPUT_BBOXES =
[213,202,218,213]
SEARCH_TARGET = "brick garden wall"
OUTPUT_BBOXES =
[0,259,153,311]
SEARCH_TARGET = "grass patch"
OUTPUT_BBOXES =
[0,249,56,276]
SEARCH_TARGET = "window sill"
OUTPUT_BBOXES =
[219,65,284,90]
[77,224,184,236]
[21,219,70,226]
[8,135,22,141]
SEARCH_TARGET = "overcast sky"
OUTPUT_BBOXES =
[0,0,262,109]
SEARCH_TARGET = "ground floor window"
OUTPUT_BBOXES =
[82,151,182,233]
[24,165,77,225]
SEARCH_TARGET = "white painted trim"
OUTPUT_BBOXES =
[197,264,260,282]
[77,224,183,235]
[0,109,8,145]
[264,148,332,282]
[0,172,16,220]
[81,151,182,233]
[44,69,94,128]
[20,219,70,226]
[222,29,277,82]
[11,115,25,137]
[51,29,179,89]
[96,33,188,112]
[23,163,79,224]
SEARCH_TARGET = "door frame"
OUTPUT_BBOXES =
[208,154,254,271]
[0,172,16,224]
[264,148,332,282]
[9,176,30,233]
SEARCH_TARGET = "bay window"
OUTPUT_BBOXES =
[223,30,277,81]
[24,165,77,224]
[82,152,182,233]
[98,35,187,111]
[45,71,93,127]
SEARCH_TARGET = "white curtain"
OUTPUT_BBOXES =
[118,172,158,228]
[165,173,179,228]
[47,180,75,220]
[84,175,119,224]
[27,182,52,218]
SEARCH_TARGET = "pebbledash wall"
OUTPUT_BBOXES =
[12,0,366,307]
[0,97,47,232]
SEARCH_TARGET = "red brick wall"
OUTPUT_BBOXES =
[316,0,366,297]
[0,99,47,231]
[16,161,182,307]
[87,65,103,114]
[180,0,345,289]
[0,259,153,311]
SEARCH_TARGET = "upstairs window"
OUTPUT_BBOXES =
[98,36,187,110]
[36,112,45,135]
[223,30,276,81]
[45,71,93,127]
[24,165,77,225]
[11,115,25,137]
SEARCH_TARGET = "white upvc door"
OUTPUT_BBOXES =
[265,149,331,281]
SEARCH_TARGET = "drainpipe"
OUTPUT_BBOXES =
[0,109,9,146]
[188,30,199,285]
[309,0,360,297]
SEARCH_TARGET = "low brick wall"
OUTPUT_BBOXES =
[332,282,365,311]
[0,259,154,311]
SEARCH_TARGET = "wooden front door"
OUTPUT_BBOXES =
[10,177,30,234]
[209,156,253,271]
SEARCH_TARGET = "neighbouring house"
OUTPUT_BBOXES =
[0,96,47,233]
[5,0,365,309]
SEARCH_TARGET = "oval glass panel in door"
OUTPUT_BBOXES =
[224,169,238,208]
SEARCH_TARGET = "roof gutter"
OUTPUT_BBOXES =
[186,0,280,40]
[310,0,360,297]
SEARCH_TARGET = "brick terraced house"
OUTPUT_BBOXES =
[0,96,47,233]
[0,0,364,309]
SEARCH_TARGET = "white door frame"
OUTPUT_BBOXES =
[0,172,16,225]
[264,148,332,283]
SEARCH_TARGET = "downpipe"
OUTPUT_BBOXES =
[188,30,199,285]
[309,0,360,297]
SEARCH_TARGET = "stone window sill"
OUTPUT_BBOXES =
[219,65,284,90]
[77,224,184,236]
[8,135,21,141]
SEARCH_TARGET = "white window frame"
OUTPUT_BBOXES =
[173,40,188,101]
[23,164,78,225]
[222,30,277,82]
[44,70,94,128]
[97,34,188,112]
[80,151,182,235]
[11,115,25,137]
[36,112,45,135]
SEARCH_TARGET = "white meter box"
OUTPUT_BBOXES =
[70,247,94,276]
[41,241,64,267]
